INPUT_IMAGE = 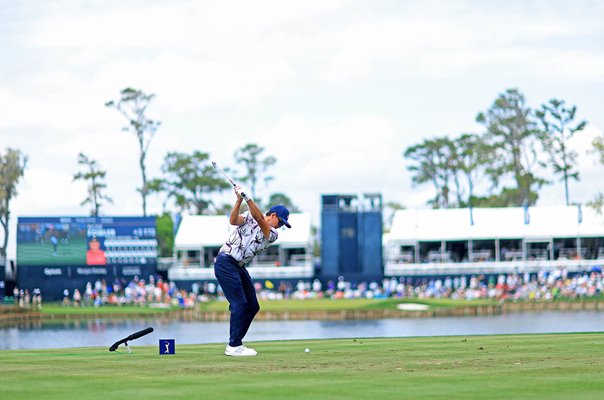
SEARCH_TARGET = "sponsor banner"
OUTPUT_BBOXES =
[43,267,64,277]
[122,266,142,276]
[75,267,108,276]
[17,263,159,301]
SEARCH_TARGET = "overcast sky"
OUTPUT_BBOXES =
[1,0,604,258]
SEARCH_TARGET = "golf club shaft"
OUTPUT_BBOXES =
[212,161,236,187]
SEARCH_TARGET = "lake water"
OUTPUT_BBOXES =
[2,311,603,350]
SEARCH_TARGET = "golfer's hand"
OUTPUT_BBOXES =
[235,185,251,202]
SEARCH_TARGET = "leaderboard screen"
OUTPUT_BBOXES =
[17,216,157,267]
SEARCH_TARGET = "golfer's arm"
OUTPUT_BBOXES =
[230,198,245,225]
[246,199,270,238]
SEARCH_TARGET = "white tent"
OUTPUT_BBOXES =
[174,213,312,250]
[169,212,315,281]
[273,213,312,248]
[174,215,231,249]
[388,206,604,242]
[385,206,604,276]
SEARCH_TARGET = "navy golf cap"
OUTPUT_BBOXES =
[269,205,291,228]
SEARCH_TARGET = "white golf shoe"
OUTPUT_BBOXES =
[225,344,257,357]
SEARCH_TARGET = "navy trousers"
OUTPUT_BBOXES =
[214,253,260,347]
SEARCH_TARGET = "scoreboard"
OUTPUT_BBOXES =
[16,216,158,300]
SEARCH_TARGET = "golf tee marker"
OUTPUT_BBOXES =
[159,339,175,355]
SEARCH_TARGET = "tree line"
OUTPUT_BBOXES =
[0,87,298,258]
[98,88,298,217]
[403,88,603,210]
[1,87,604,259]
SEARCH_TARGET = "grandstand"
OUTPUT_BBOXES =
[385,205,604,277]
[167,213,314,285]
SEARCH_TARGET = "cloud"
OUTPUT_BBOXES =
[138,52,296,111]
[26,0,351,50]
[14,167,84,215]
[319,2,604,83]
[2,0,604,257]
[224,113,413,223]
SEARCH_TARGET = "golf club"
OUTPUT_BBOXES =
[212,161,250,200]
[211,161,236,187]
[109,327,154,353]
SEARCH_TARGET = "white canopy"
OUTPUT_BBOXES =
[388,206,604,242]
[174,215,231,249]
[274,212,312,248]
[174,212,312,250]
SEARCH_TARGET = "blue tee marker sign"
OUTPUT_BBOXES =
[159,339,175,355]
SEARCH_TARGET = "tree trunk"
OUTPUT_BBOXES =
[1,225,7,258]
[138,134,148,217]
[467,177,474,209]
[564,172,570,206]
[0,202,8,259]
[511,143,526,205]
[561,134,570,206]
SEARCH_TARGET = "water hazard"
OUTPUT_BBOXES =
[2,311,604,350]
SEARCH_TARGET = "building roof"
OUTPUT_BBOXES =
[388,206,604,242]
[174,212,312,249]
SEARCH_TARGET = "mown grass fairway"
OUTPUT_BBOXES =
[1,333,603,400]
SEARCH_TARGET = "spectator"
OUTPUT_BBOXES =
[73,289,82,307]
[62,289,70,306]
[32,288,42,309]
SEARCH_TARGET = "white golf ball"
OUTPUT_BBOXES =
[305,348,310,353]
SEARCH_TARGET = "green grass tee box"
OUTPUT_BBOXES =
[1,333,603,400]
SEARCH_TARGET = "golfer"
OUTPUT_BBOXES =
[214,185,291,356]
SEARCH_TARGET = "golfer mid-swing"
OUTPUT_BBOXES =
[214,185,291,356]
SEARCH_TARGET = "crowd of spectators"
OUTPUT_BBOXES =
[251,268,604,302]
[11,276,196,309]
[11,287,43,309]
[10,267,604,309]
[63,275,197,308]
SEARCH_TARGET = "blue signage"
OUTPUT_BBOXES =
[159,339,175,355]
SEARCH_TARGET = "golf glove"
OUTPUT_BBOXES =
[236,186,251,202]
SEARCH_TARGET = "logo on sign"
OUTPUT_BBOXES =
[43,268,63,276]
[159,339,175,355]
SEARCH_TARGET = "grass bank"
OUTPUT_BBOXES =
[35,298,497,315]
[2,298,601,323]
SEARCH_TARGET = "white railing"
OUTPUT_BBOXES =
[157,257,174,271]
[384,259,603,276]
[169,254,314,271]
[168,267,215,280]
[168,264,314,280]
[247,265,314,279]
